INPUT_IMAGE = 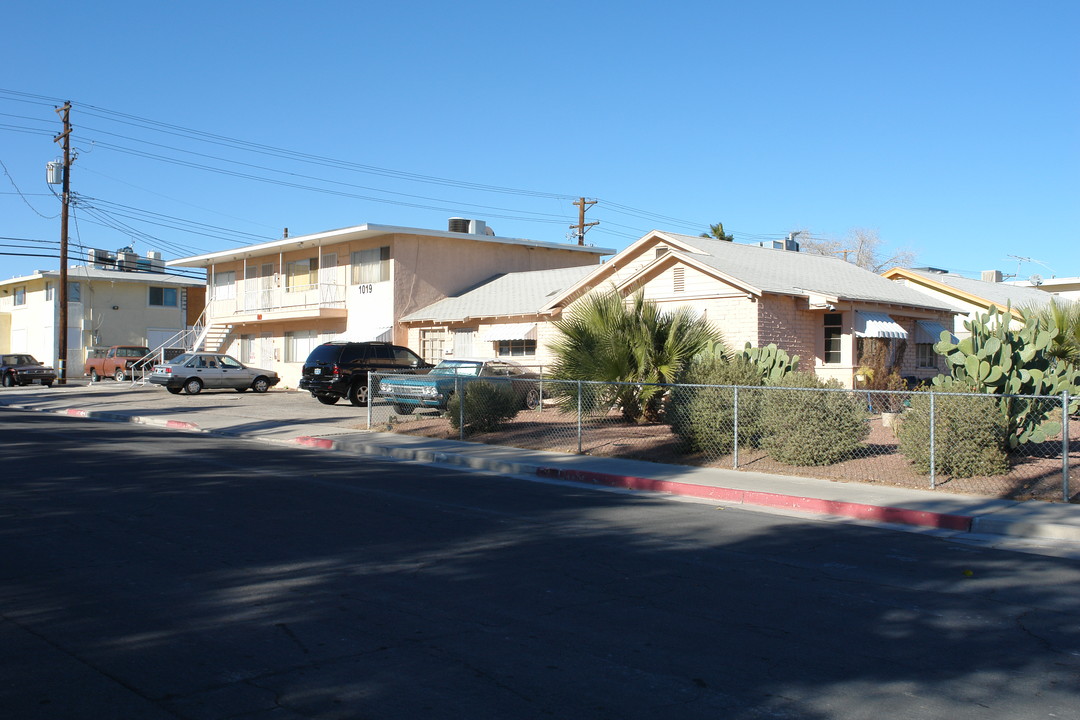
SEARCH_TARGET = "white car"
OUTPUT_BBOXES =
[149,353,280,395]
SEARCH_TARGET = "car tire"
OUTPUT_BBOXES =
[524,388,541,410]
[316,394,340,405]
[2,373,14,387]
[89,369,100,382]
[44,382,53,388]
[393,403,415,415]
[183,377,203,395]
[347,381,369,407]
[166,386,182,395]
[252,377,271,393]
[114,368,126,382]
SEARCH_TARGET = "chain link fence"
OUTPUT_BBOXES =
[366,372,1078,503]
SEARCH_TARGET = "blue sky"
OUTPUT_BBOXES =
[2,1,1076,283]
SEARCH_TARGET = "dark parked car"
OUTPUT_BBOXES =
[299,341,432,407]
[378,358,541,414]
[0,354,57,387]
[148,352,280,395]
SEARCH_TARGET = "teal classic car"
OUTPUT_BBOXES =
[378,358,541,414]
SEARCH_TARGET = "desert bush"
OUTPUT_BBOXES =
[669,357,765,454]
[758,372,870,466]
[897,381,1009,477]
[447,381,520,434]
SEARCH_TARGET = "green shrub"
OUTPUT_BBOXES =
[897,381,1009,477]
[447,381,520,434]
[758,372,870,466]
[669,357,765,454]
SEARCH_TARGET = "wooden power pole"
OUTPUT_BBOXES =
[54,102,72,384]
[570,197,598,245]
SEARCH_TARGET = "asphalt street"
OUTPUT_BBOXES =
[2,410,1079,719]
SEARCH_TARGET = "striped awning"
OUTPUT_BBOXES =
[915,320,955,344]
[480,323,537,342]
[854,312,907,339]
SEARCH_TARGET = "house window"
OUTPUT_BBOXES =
[916,343,937,369]
[149,286,178,307]
[497,339,536,357]
[824,312,842,364]
[212,271,236,300]
[13,287,26,306]
[68,281,81,303]
[420,329,445,364]
[284,329,319,362]
[285,258,318,292]
[351,246,390,284]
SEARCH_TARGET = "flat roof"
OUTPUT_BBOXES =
[167,223,614,268]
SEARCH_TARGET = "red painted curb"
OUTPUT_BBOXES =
[64,408,89,417]
[164,420,200,430]
[536,467,973,532]
[294,436,336,450]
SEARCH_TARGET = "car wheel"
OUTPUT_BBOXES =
[183,377,203,395]
[524,388,541,410]
[316,394,340,405]
[114,368,127,382]
[252,377,271,393]
[2,373,14,387]
[347,381,369,407]
[393,403,415,415]
[166,386,182,395]
[44,382,53,388]
[89,369,100,382]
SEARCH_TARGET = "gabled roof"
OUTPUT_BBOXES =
[883,267,1069,315]
[544,231,956,312]
[400,265,596,323]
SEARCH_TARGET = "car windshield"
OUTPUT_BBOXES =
[3,354,37,365]
[430,361,482,376]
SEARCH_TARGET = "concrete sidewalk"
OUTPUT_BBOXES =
[3,386,1080,549]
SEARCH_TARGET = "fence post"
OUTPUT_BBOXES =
[577,380,583,455]
[457,377,464,441]
[1064,390,1071,503]
[929,391,936,490]
[733,386,740,469]
[367,370,372,430]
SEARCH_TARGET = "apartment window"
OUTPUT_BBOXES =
[916,343,938,369]
[13,286,26,306]
[285,258,318,292]
[351,246,391,284]
[284,329,319,362]
[45,282,54,301]
[824,312,842,364]
[496,339,537,357]
[149,286,178,307]
[212,270,236,300]
[420,329,445,364]
[68,281,81,303]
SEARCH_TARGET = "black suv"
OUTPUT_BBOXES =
[298,342,431,406]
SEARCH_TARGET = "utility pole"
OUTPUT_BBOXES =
[53,102,72,384]
[570,197,598,245]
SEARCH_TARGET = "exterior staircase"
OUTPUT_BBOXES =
[192,323,233,353]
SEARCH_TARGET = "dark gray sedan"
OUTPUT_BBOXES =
[148,353,280,395]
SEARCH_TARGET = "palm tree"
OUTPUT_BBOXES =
[1022,298,1080,368]
[550,288,723,422]
[700,222,734,242]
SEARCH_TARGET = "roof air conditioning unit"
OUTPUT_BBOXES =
[88,248,115,269]
[468,219,487,235]
[448,217,469,233]
[118,252,139,271]
[146,251,165,272]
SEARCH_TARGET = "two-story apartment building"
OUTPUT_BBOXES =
[167,220,613,387]
[0,256,205,377]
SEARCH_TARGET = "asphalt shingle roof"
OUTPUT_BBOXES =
[905,269,1069,310]
[401,265,596,322]
[665,234,956,311]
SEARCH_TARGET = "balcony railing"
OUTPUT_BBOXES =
[208,282,346,319]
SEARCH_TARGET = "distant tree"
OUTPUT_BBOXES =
[700,222,734,242]
[799,228,915,272]
[1022,297,1080,369]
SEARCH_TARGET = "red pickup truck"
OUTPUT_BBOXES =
[84,345,152,382]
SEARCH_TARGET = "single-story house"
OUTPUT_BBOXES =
[402,231,960,387]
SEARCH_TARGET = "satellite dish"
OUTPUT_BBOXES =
[1029,274,1043,286]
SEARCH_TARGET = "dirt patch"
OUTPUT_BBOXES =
[368,407,1079,503]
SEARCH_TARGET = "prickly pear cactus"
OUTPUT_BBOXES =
[932,305,1080,448]
[738,343,800,384]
